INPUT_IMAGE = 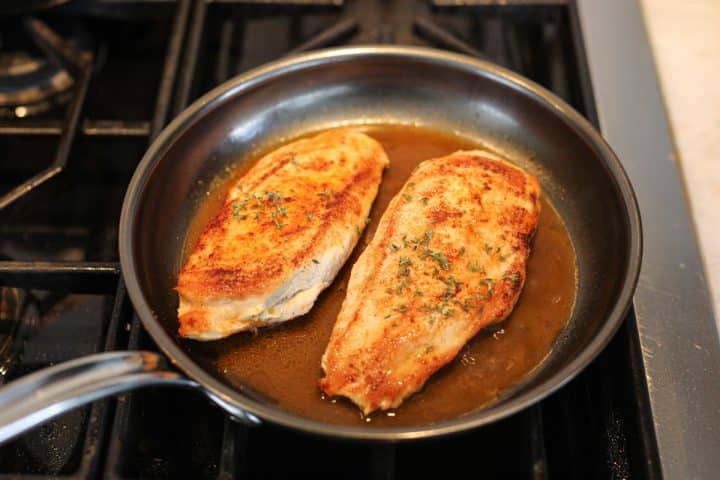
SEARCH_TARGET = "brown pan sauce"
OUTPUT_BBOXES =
[185,125,577,427]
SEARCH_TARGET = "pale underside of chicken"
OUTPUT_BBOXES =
[319,151,541,414]
[176,129,389,340]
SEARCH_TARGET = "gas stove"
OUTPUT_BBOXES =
[1,1,717,478]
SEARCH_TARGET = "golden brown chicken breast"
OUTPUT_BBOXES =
[176,129,389,340]
[319,150,541,414]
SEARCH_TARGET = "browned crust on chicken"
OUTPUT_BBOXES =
[319,151,541,414]
[176,129,388,339]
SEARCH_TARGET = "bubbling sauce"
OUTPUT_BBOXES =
[184,125,577,427]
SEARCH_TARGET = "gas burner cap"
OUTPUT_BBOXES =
[0,22,90,118]
[0,50,74,117]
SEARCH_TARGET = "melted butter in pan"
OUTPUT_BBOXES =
[185,125,577,427]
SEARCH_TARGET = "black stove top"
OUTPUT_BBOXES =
[0,1,658,478]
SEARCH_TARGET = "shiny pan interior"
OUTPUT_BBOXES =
[119,45,642,440]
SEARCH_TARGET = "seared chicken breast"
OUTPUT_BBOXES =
[177,130,389,340]
[319,151,541,414]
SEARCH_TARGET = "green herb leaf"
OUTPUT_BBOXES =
[232,202,248,220]
[441,275,462,298]
[423,250,450,271]
[396,277,408,294]
[421,230,434,247]
[271,211,284,229]
[481,278,495,297]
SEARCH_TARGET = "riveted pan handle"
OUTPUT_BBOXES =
[0,351,260,445]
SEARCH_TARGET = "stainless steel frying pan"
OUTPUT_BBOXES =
[0,46,641,443]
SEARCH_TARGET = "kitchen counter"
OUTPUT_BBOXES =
[638,0,720,321]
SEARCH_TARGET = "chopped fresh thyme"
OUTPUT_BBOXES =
[421,230,434,247]
[504,273,520,282]
[408,182,415,188]
[271,211,284,229]
[441,275,463,298]
[420,197,429,205]
[421,249,450,271]
[462,299,473,312]
[266,191,288,222]
[481,278,496,297]
[389,243,400,252]
[403,193,413,201]
[232,203,246,220]
[232,199,249,220]
[312,259,319,264]
[305,212,314,222]
[266,190,283,203]
[398,256,412,276]
[468,261,483,272]
[396,278,408,294]
[425,345,434,354]
[484,244,493,254]
[394,303,408,314]
[316,191,330,199]
[459,247,466,256]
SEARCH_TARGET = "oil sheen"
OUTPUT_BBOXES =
[184,125,577,427]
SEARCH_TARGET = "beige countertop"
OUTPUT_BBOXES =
[638,0,720,320]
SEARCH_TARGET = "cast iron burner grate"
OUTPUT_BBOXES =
[0,1,658,478]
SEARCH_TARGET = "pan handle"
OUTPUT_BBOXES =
[0,350,261,445]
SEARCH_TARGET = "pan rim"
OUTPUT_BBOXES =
[119,45,642,441]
